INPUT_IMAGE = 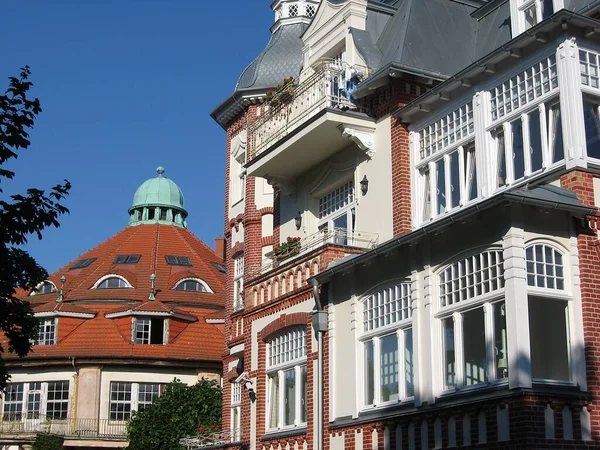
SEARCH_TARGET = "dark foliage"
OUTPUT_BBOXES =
[0,67,71,389]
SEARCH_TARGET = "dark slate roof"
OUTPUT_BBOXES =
[236,23,307,91]
[313,184,597,283]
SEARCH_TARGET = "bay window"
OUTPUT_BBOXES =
[437,249,508,392]
[266,327,307,431]
[317,180,355,245]
[525,243,571,382]
[360,282,414,408]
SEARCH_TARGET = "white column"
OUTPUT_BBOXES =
[419,241,434,406]
[556,38,588,170]
[473,91,492,198]
[502,208,532,388]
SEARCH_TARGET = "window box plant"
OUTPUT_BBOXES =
[274,237,301,261]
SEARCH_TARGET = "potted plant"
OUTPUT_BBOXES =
[274,237,301,261]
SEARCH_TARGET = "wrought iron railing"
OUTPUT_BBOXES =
[249,62,371,159]
[249,227,379,277]
[180,431,237,449]
[0,416,127,439]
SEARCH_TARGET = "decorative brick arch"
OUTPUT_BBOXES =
[260,312,311,343]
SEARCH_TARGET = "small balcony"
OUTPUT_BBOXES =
[247,62,376,187]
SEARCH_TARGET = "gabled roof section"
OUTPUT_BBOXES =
[105,300,197,322]
[33,302,96,318]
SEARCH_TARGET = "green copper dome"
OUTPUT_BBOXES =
[128,167,188,228]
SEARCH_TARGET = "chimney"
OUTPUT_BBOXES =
[215,237,226,262]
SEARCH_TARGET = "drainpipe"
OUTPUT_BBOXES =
[310,278,327,450]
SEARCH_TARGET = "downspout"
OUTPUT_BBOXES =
[310,278,326,450]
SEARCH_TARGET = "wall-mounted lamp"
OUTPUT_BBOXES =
[295,211,302,230]
[360,175,369,196]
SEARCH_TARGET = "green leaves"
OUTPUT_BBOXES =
[126,379,222,450]
[0,67,71,391]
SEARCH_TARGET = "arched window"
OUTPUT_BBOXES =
[266,327,307,430]
[30,281,57,296]
[360,282,413,409]
[174,278,210,292]
[526,243,565,290]
[95,276,131,289]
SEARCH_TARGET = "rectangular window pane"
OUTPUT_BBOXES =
[268,375,279,429]
[529,109,543,172]
[300,365,307,423]
[3,384,24,420]
[436,159,446,214]
[405,329,414,397]
[529,297,570,381]
[138,383,160,411]
[584,103,600,159]
[110,382,132,421]
[443,318,456,390]
[449,151,460,208]
[465,145,478,201]
[283,369,296,426]
[494,302,509,379]
[47,381,69,420]
[364,341,375,405]
[463,308,487,386]
[380,334,399,402]
[512,119,525,180]
[422,168,431,221]
[496,131,507,187]
[548,105,564,162]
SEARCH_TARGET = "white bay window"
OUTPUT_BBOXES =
[360,282,414,408]
[266,327,307,431]
[437,249,508,392]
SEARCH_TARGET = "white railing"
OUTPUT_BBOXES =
[251,227,379,277]
[180,431,236,449]
[249,62,370,158]
[0,416,127,439]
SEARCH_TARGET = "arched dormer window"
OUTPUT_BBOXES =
[173,278,212,293]
[92,275,132,289]
[30,281,57,296]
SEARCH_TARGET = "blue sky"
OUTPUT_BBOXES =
[1,1,273,273]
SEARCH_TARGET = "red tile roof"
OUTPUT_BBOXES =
[8,223,225,366]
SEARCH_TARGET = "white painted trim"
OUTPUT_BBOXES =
[91,274,133,290]
[172,277,214,294]
[34,311,95,319]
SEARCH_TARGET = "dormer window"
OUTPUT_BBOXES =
[30,281,57,296]
[133,317,167,345]
[174,278,211,292]
[512,0,560,36]
[93,275,132,289]
[34,318,57,345]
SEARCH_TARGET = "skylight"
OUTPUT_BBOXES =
[70,258,97,270]
[114,255,141,264]
[165,256,192,266]
[212,263,227,273]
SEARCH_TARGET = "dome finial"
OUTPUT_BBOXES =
[156,166,165,177]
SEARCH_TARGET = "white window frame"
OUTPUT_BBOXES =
[435,249,508,395]
[109,382,161,422]
[132,316,168,345]
[233,255,244,311]
[582,98,600,162]
[34,318,57,346]
[30,281,57,296]
[172,277,212,293]
[230,382,241,442]
[92,274,132,290]
[525,241,574,384]
[266,327,307,432]
[317,180,356,245]
[511,0,563,36]
[358,281,414,410]
[2,381,70,421]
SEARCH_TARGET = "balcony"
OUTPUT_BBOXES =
[247,62,376,188]
[251,227,379,278]
[0,416,127,441]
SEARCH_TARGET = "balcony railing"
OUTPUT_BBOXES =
[250,227,379,277]
[249,62,370,159]
[0,416,127,440]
